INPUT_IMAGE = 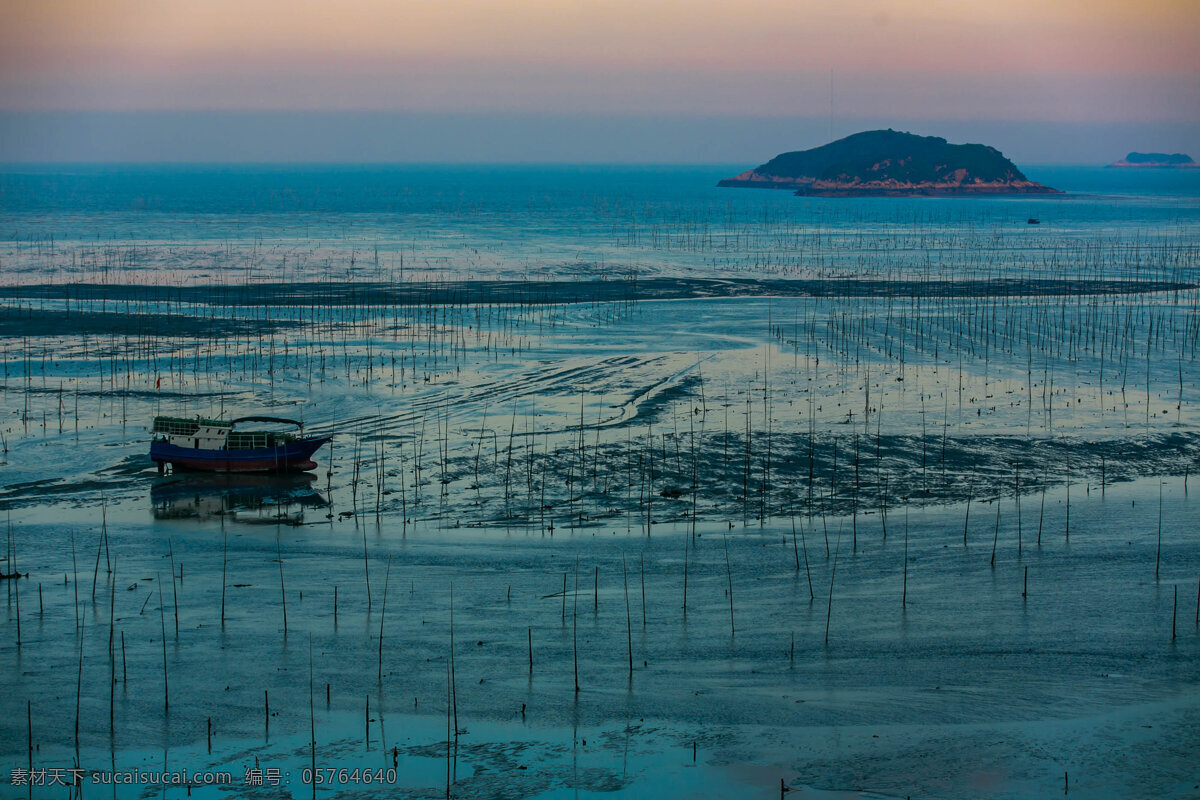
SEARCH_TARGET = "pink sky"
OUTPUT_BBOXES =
[1,0,1197,122]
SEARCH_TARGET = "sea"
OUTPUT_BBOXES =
[0,163,1198,799]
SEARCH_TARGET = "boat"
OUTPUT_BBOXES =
[150,416,331,474]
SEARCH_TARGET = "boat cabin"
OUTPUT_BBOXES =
[152,416,300,451]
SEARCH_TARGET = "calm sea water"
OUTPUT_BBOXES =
[1,164,1197,284]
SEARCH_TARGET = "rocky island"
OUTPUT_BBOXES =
[718,129,1059,197]
[1107,152,1197,169]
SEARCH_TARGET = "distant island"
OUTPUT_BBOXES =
[718,129,1060,197]
[1107,152,1197,169]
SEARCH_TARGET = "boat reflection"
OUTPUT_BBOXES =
[151,472,328,525]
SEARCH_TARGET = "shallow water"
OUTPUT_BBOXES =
[1,164,1199,798]
[2,477,1198,798]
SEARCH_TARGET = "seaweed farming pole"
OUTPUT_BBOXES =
[71,531,79,630]
[690,413,697,541]
[879,475,888,539]
[762,362,773,525]
[277,533,288,636]
[1038,470,1046,547]
[158,579,169,714]
[1065,455,1071,541]
[646,422,654,534]
[990,499,1001,568]
[449,582,458,742]
[573,560,580,693]
[682,523,689,613]
[824,526,842,645]
[91,507,107,602]
[220,528,227,628]
[851,434,859,551]
[309,637,317,800]
[1172,584,1178,641]
[1015,464,1022,557]
[640,552,647,627]
[790,499,800,571]
[74,613,84,759]
[378,556,392,683]
[792,500,814,600]
[169,538,179,636]
[960,482,969,544]
[362,524,372,613]
[109,556,116,740]
[504,407,516,517]
[444,661,452,800]
[623,553,633,679]
[27,700,32,797]
[10,525,20,647]
[1156,480,1163,581]
[723,528,735,637]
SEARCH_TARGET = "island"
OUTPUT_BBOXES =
[718,129,1060,196]
[1107,152,1197,169]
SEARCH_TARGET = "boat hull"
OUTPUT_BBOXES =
[151,436,331,473]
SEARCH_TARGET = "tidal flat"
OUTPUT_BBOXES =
[1,165,1198,798]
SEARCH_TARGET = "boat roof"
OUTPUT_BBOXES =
[153,415,230,431]
[152,415,304,434]
[232,416,303,428]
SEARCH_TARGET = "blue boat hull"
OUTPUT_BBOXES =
[150,436,331,473]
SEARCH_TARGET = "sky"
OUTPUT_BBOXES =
[0,0,1198,163]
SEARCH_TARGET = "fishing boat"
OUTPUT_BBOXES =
[150,416,331,474]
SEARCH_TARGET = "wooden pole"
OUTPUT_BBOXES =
[1172,584,1177,641]
[640,552,646,627]
[825,526,842,645]
[277,533,288,636]
[309,637,317,800]
[623,554,633,678]
[220,530,227,627]
[723,529,735,636]
[573,560,580,693]
[169,539,179,636]
[1156,480,1163,581]
[378,556,392,683]
[158,580,168,714]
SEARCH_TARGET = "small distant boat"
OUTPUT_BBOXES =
[151,416,331,474]
[1027,217,1040,225]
